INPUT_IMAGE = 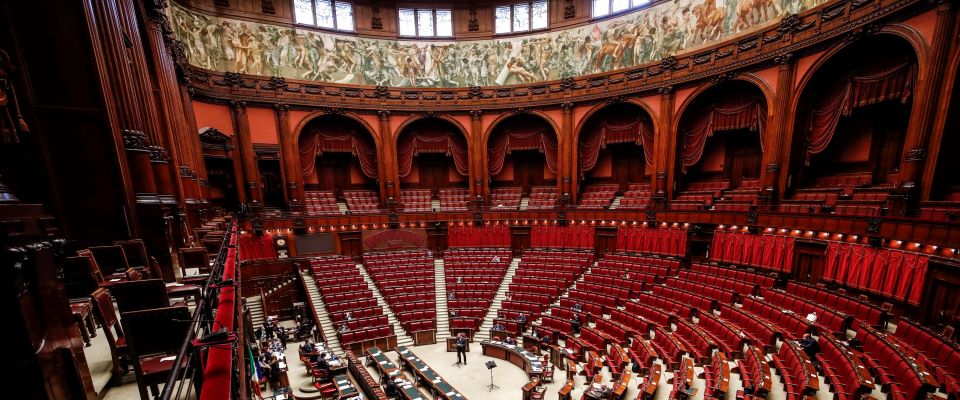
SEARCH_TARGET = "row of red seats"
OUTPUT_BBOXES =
[773,340,820,397]
[717,304,778,348]
[833,204,882,216]
[650,326,687,369]
[761,288,851,335]
[319,282,368,296]
[590,266,659,284]
[636,292,692,319]
[392,300,433,314]
[331,306,380,323]
[691,263,776,287]
[508,283,563,298]
[666,277,737,304]
[396,310,434,326]
[578,327,607,353]
[918,202,960,221]
[340,315,388,331]
[575,282,631,303]
[812,173,872,188]
[714,202,752,212]
[697,312,747,357]
[893,320,960,397]
[702,353,731,399]
[651,286,716,314]
[856,324,932,400]
[594,318,630,343]
[628,337,658,372]
[676,193,714,203]
[685,180,731,192]
[340,326,394,345]
[449,283,497,293]
[490,187,522,209]
[621,302,672,329]
[537,315,572,341]
[674,320,717,363]
[737,346,773,397]
[324,291,374,305]
[559,298,603,318]
[816,333,875,400]
[741,297,812,340]
[582,274,646,296]
[450,317,480,330]
[567,289,618,309]
[678,270,759,297]
[303,191,340,216]
[786,282,886,327]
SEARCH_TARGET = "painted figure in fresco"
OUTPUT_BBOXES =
[693,0,726,44]
[506,57,537,83]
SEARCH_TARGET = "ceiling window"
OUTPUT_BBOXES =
[495,1,548,34]
[293,0,354,31]
[592,0,650,18]
[398,8,453,37]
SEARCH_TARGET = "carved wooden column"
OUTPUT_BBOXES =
[377,110,396,206]
[275,104,302,211]
[654,87,675,205]
[469,110,485,204]
[898,0,957,209]
[561,102,575,205]
[231,100,263,206]
[761,54,796,204]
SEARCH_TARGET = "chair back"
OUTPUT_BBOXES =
[148,256,165,281]
[178,247,211,275]
[90,288,125,348]
[121,306,190,358]
[115,239,149,269]
[89,245,130,275]
[77,249,105,283]
[63,256,100,299]
[110,279,171,313]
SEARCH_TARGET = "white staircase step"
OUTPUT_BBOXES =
[434,258,451,334]
[609,195,623,210]
[475,257,521,341]
[519,198,530,211]
[300,270,344,354]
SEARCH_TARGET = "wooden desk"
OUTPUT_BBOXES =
[480,340,544,379]
[612,371,631,400]
[565,360,578,381]
[446,337,471,352]
[396,345,467,400]
[638,363,661,400]
[522,378,541,400]
[558,380,575,400]
[332,374,361,399]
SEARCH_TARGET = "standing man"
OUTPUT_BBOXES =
[456,333,468,365]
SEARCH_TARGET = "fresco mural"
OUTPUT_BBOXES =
[170,0,823,88]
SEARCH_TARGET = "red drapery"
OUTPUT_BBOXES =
[397,129,469,177]
[680,99,766,172]
[488,127,559,175]
[579,117,655,175]
[710,231,794,272]
[447,225,511,247]
[531,225,594,249]
[238,234,278,261]
[805,62,915,164]
[615,226,687,256]
[822,242,928,305]
[299,129,378,178]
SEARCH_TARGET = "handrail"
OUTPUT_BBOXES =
[159,221,236,400]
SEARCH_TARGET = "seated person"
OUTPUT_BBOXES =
[315,352,330,370]
[797,334,820,359]
[571,315,582,334]
[492,255,501,262]
[448,292,456,300]
[517,313,527,324]
[493,322,506,331]
[541,334,551,346]
[384,378,400,398]
[449,309,458,318]
[504,336,518,345]
[572,303,583,312]
[338,323,349,333]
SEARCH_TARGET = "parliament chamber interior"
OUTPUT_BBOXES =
[4,0,960,399]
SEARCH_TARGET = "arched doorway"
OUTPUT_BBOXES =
[395,117,470,212]
[786,35,917,217]
[576,103,655,210]
[674,80,768,211]
[298,114,380,215]
[486,114,559,210]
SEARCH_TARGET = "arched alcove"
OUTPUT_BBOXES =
[298,114,380,215]
[486,114,559,210]
[395,117,471,212]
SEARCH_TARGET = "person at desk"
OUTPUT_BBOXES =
[384,378,399,399]
[455,333,468,365]
[541,334,551,346]
[493,322,506,331]
[571,315,582,334]
[262,320,274,339]
[300,339,316,355]
[517,313,527,324]
[798,334,821,359]
[448,292,456,301]
[338,323,349,334]
[268,354,282,390]
[344,312,354,321]
[315,352,330,370]
[572,303,583,312]
[504,336,518,345]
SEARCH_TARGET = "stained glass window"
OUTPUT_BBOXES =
[495,6,512,34]
[594,0,652,17]
[398,8,452,37]
[334,1,353,31]
[398,9,417,36]
[435,10,453,37]
[293,0,315,25]
[496,2,547,34]
[294,0,353,31]
[531,1,548,30]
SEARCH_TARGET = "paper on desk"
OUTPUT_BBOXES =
[160,356,177,362]
[110,278,121,282]
[165,282,184,287]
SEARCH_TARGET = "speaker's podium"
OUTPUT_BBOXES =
[445,337,470,352]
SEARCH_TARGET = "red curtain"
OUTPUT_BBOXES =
[579,116,654,175]
[397,129,469,178]
[824,242,928,305]
[616,227,687,256]
[299,129,378,178]
[448,225,510,247]
[531,225,594,249]
[238,234,278,261]
[710,232,794,272]
[488,127,559,175]
[680,99,766,172]
[805,62,915,164]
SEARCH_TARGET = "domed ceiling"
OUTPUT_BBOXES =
[170,0,825,88]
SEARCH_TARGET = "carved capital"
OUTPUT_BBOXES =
[121,130,150,150]
[266,76,287,90]
[777,14,803,34]
[273,103,290,113]
[746,211,759,224]
[179,165,194,178]
[561,102,574,112]
[645,210,657,221]
[658,85,674,95]
[223,72,245,87]
[373,85,390,98]
[229,99,247,110]
[377,110,391,120]
[559,77,576,90]
[148,146,169,162]
[659,56,678,72]
[774,53,795,67]
[468,85,482,98]
[469,109,483,119]
[765,163,782,172]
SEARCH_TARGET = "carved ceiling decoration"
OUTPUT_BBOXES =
[182,0,926,112]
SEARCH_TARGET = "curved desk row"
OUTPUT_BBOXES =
[481,340,544,379]
[396,345,467,400]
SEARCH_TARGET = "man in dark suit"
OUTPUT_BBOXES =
[455,333,468,365]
